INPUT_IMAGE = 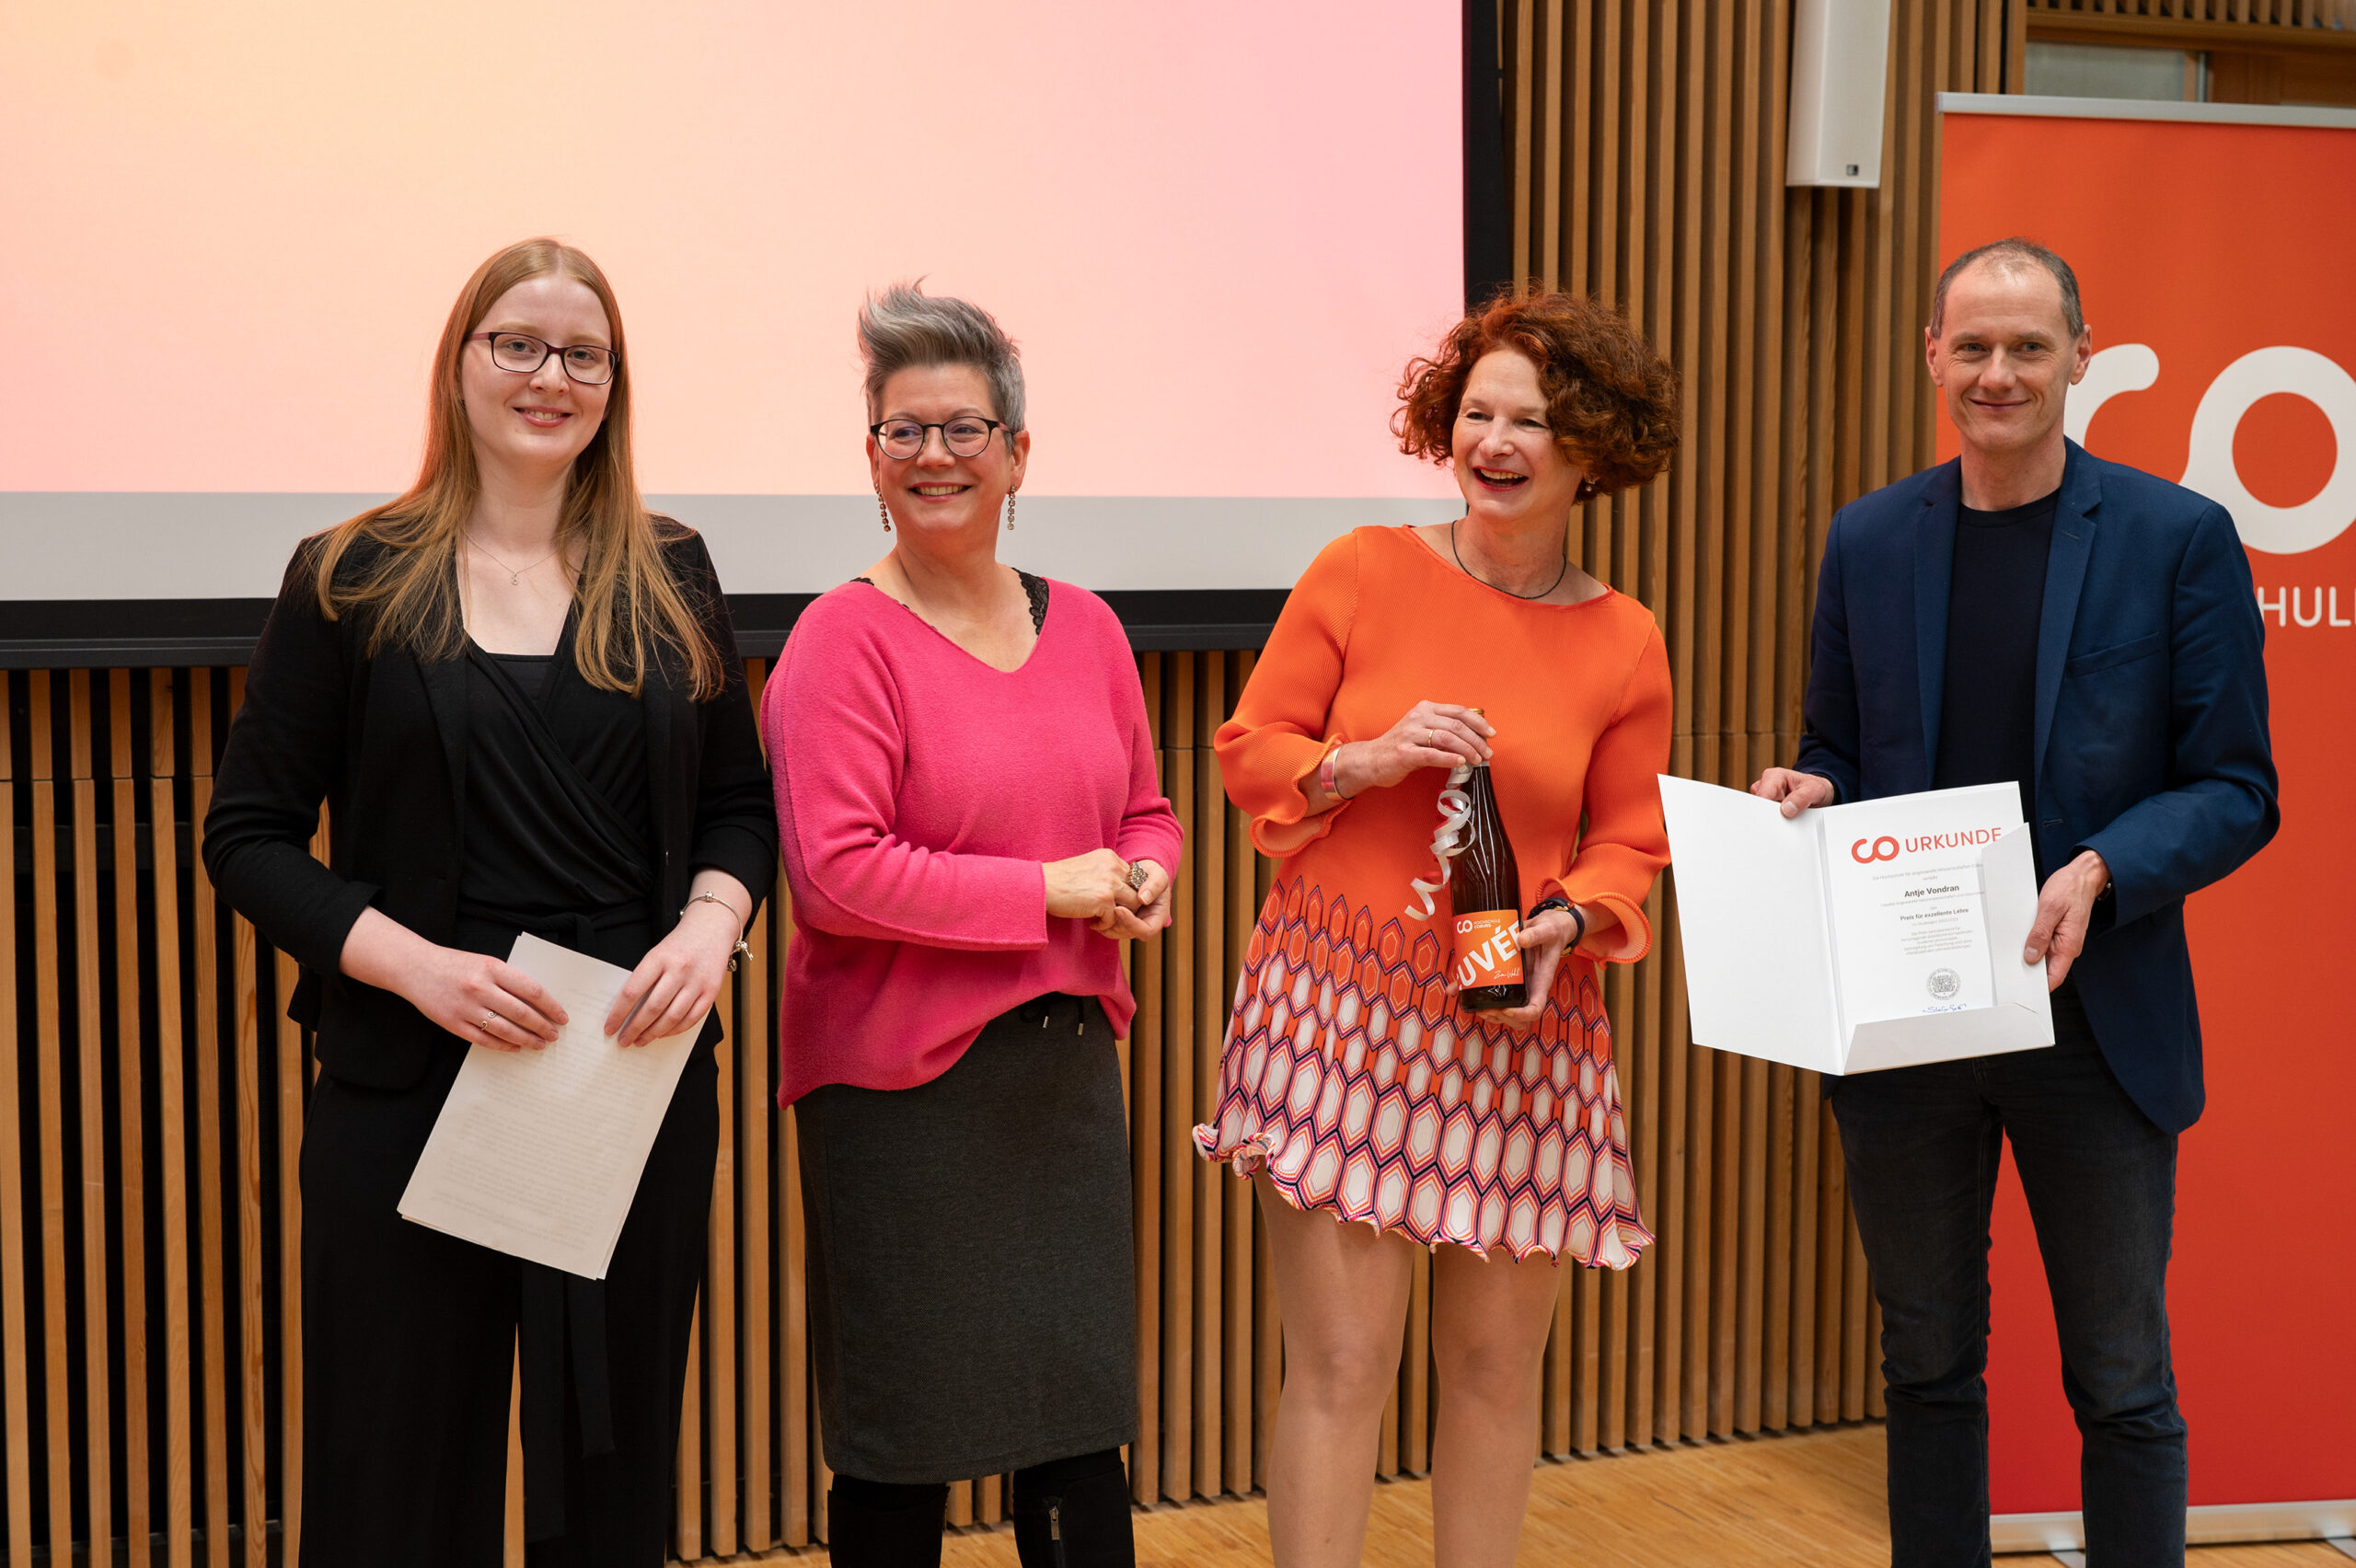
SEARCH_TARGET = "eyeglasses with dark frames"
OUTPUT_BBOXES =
[868,416,1008,460]
[466,331,620,386]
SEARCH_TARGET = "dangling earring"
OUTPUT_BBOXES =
[877,491,892,533]
[1005,490,1017,532]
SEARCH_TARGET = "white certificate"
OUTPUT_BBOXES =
[398,933,700,1278]
[1658,778,2054,1076]
[1824,828,1996,1023]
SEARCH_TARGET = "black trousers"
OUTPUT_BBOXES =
[1830,988,2185,1568]
[298,1039,717,1567]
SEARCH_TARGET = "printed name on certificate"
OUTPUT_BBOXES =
[1824,832,1999,1025]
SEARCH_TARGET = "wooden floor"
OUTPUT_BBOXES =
[739,1424,2351,1566]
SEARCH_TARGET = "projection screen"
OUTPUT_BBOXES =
[0,2,1464,646]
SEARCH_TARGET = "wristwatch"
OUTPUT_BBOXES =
[1527,896,1586,947]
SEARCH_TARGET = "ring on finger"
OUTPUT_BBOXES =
[1126,861,1149,892]
[478,1010,497,1032]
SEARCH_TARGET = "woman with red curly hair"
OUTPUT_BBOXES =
[1195,289,1680,1566]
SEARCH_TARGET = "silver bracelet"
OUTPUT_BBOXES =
[683,889,744,924]
[681,891,753,972]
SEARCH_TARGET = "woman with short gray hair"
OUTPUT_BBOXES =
[764,283,1182,1568]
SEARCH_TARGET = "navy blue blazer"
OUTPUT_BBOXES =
[1795,442,2277,1134]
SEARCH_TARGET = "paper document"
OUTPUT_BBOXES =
[398,933,699,1278]
[1658,778,2053,1075]
[1824,825,1996,1023]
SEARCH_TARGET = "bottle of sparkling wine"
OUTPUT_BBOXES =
[1450,718,1526,1011]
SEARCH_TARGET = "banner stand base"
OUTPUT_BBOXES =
[1992,1502,2356,1555]
[2007,1544,2356,1553]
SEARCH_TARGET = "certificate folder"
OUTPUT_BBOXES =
[1657,777,2055,1075]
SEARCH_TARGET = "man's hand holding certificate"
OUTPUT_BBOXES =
[1659,778,2054,1075]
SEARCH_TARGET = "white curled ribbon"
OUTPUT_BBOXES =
[1403,760,1475,921]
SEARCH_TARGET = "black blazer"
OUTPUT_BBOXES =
[202,522,779,1091]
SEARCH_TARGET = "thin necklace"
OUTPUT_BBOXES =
[1451,518,1570,601]
[880,558,1022,628]
[466,532,560,586]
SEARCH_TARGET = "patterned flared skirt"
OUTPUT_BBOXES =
[1192,878,1653,1266]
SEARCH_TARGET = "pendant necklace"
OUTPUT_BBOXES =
[1451,518,1570,601]
[466,533,560,586]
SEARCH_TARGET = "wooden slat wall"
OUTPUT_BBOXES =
[12,6,2355,1556]
[1,636,1858,1565]
[1488,0,2026,1449]
[2024,0,2356,28]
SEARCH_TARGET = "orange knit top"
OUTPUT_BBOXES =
[1195,525,1672,1264]
[1218,525,1671,962]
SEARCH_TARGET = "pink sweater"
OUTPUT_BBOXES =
[766,579,1184,1102]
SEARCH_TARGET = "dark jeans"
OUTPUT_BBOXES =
[1829,987,2185,1568]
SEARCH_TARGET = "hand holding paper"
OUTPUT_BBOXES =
[2023,847,2112,987]
[1660,778,2054,1076]
[605,874,751,1044]
[1750,766,1839,819]
[398,933,703,1279]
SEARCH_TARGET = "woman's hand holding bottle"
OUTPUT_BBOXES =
[1315,700,1496,806]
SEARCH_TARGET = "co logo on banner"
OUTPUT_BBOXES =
[1851,836,1900,864]
[2068,343,2356,556]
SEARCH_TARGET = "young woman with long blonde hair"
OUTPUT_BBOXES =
[204,237,775,1566]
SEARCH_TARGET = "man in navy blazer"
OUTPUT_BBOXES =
[1753,239,2276,1565]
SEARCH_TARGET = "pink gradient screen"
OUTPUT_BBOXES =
[1,4,1462,502]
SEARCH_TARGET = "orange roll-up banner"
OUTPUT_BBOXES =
[1938,100,2356,1537]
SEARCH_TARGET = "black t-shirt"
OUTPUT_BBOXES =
[1932,489,2057,841]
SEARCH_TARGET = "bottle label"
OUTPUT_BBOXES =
[1451,909,1525,989]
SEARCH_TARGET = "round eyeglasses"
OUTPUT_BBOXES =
[868,416,1008,460]
[466,331,619,386]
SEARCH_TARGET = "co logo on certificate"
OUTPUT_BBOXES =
[1851,836,1901,864]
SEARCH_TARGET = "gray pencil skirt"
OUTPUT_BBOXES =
[793,991,1138,1483]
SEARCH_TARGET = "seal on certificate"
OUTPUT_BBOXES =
[1926,967,1962,1001]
